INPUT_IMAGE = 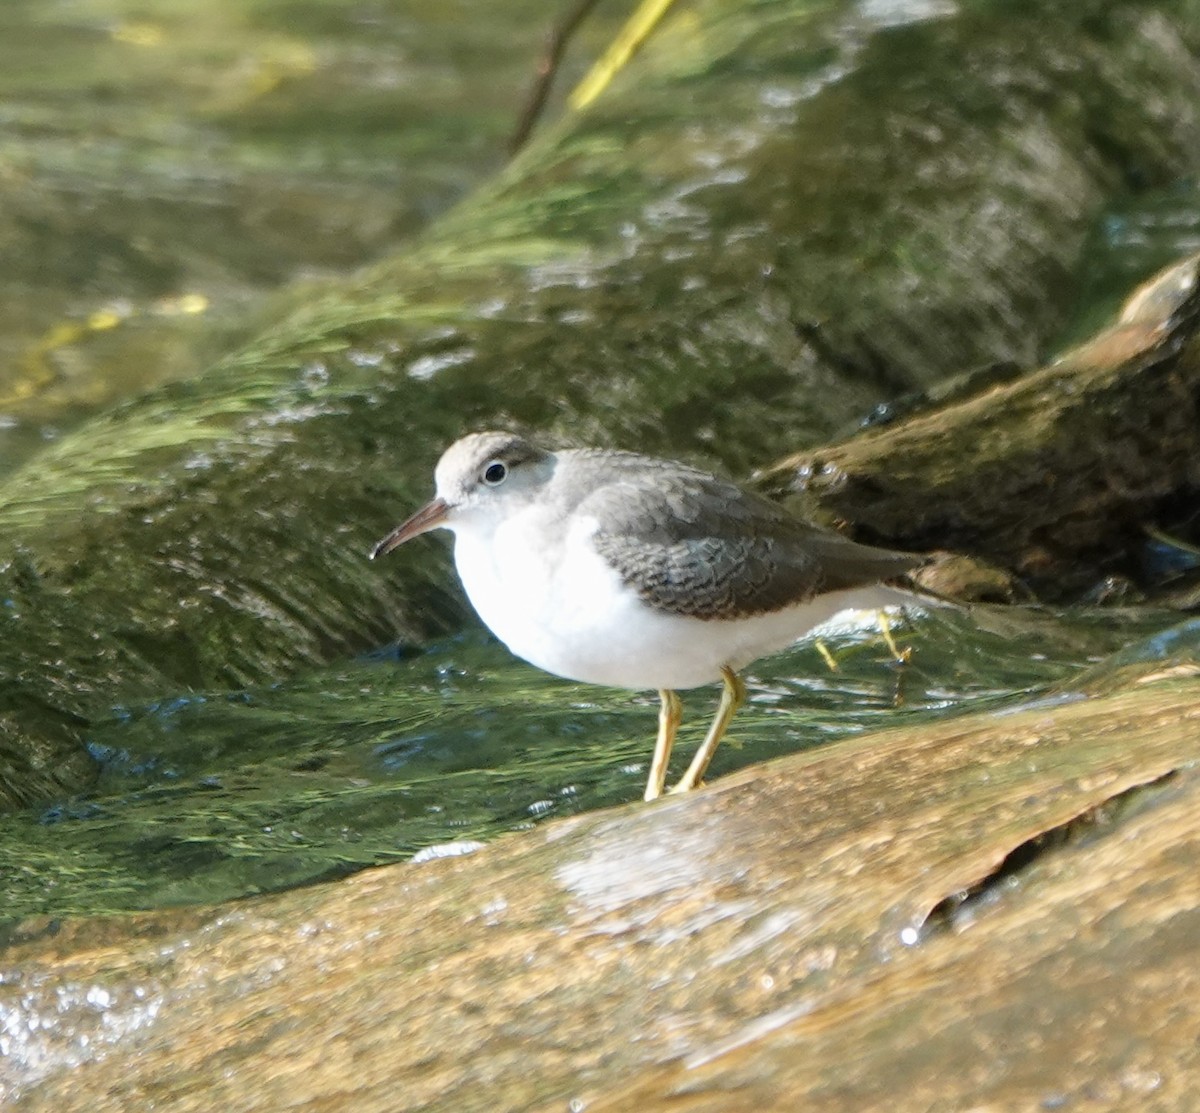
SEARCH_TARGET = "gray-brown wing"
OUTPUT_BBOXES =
[582,466,920,621]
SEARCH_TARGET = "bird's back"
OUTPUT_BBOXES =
[558,448,920,622]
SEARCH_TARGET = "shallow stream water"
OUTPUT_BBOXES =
[0,601,1185,925]
[1,0,1198,930]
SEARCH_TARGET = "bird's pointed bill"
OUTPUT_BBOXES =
[370,497,450,559]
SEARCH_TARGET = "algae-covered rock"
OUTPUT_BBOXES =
[759,252,1200,596]
[2,0,1200,804]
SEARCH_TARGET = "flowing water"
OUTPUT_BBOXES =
[1,0,1199,932]
[0,601,1184,926]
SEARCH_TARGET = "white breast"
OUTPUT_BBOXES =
[452,506,638,684]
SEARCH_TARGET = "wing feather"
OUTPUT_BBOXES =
[578,458,918,620]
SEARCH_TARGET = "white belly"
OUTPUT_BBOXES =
[451,509,906,691]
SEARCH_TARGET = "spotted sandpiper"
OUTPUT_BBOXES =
[371,431,922,800]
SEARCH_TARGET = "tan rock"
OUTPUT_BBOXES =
[3,678,1197,1111]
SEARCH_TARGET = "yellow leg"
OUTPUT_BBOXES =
[879,609,910,664]
[815,638,839,672]
[878,609,913,707]
[669,667,746,794]
[645,689,682,801]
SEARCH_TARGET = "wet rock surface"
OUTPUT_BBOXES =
[2,675,1196,1111]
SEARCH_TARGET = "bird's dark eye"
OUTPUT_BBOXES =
[482,460,507,486]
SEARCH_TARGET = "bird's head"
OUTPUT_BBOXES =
[370,431,552,558]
